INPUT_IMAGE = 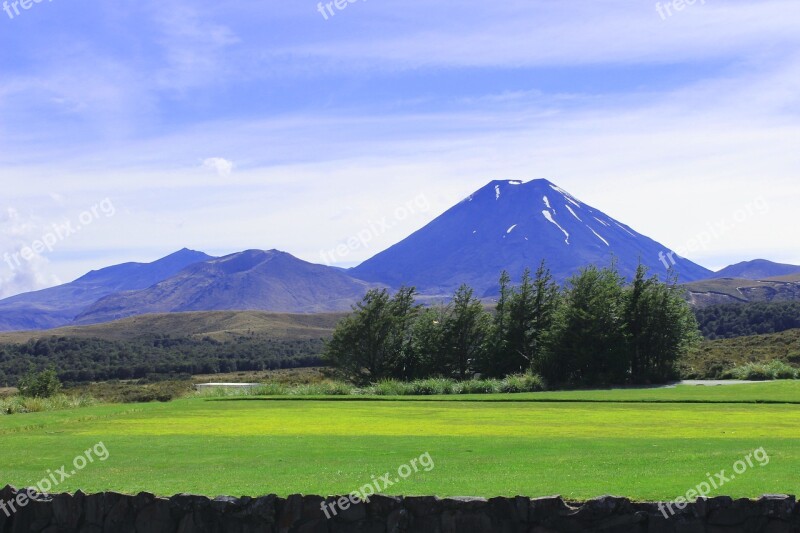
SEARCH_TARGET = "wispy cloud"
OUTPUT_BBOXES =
[0,0,798,292]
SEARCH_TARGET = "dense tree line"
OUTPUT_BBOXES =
[325,262,700,386]
[0,335,324,386]
[694,302,800,339]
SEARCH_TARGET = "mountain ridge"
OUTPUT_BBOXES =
[4,178,790,331]
[0,248,214,331]
[351,179,712,295]
[713,259,800,280]
[73,249,381,325]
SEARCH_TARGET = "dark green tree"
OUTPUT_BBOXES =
[504,268,536,374]
[543,265,628,385]
[623,265,701,382]
[527,261,561,373]
[410,306,448,378]
[624,263,653,380]
[483,270,512,376]
[387,287,422,379]
[441,285,492,379]
[325,288,420,383]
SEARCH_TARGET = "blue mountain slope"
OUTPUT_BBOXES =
[73,250,381,325]
[351,179,712,295]
[0,248,214,331]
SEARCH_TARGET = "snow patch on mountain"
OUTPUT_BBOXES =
[542,210,570,244]
[566,205,582,221]
[615,222,636,237]
[588,226,610,247]
[349,178,713,294]
[550,184,582,208]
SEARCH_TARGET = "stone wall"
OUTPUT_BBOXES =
[0,485,797,532]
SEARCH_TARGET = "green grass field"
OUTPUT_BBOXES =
[3,382,800,501]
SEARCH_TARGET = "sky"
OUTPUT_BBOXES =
[0,0,799,297]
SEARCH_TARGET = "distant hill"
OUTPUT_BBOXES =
[0,309,345,384]
[713,259,800,280]
[0,310,345,344]
[351,179,712,296]
[0,249,213,331]
[683,273,800,307]
[73,250,379,325]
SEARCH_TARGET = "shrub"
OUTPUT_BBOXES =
[500,373,546,393]
[291,382,354,396]
[253,383,289,396]
[0,394,96,415]
[456,379,501,394]
[765,360,799,379]
[18,368,62,399]
[195,383,287,397]
[370,380,412,396]
[723,361,799,380]
[319,382,355,395]
[409,378,456,396]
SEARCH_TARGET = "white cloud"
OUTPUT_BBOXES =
[0,207,61,298]
[202,157,234,178]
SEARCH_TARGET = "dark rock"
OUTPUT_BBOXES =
[0,489,799,532]
[758,495,796,519]
[402,496,442,533]
[52,492,84,530]
[529,496,573,524]
[104,494,137,533]
[386,508,410,533]
[135,497,175,533]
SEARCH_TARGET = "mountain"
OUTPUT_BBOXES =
[0,248,213,331]
[73,250,379,324]
[713,259,800,280]
[682,273,800,307]
[351,179,713,295]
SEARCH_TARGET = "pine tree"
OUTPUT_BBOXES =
[543,265,628,385]
[483,271,512,377]
[624,263,653,380]
[528,260,561,373]
[324,287,420,383]
[505,268,536,374]
[387,286,422,379]
[441,284,492,379]
[411,306,448,378]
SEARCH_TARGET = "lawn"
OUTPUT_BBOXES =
[2,382,799,501]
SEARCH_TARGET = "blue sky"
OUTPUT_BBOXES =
[1,0,799,296]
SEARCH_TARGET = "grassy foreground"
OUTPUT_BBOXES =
[2,382,800,500]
